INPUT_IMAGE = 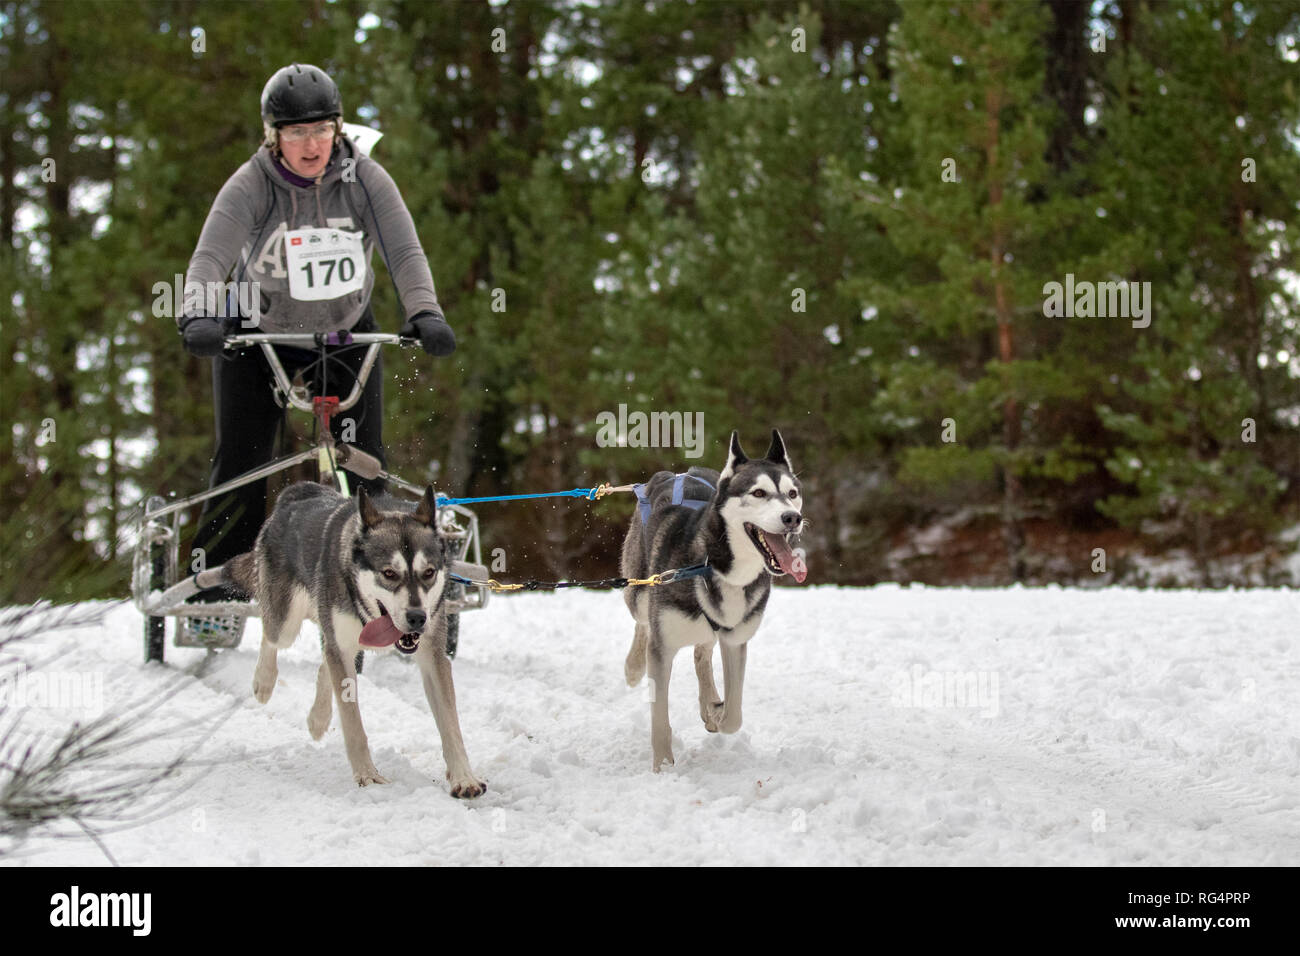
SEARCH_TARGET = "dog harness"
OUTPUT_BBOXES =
[632,473,715,525]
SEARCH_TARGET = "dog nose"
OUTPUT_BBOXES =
[781,510,802,532]
[403,608,427,633]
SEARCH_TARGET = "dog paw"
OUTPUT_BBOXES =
[354,767,389,787]
[448,771,487,799]
[252,670,276,704]
[306,710,330,740]
[651,750,675,773]
[701,701,724,733]
[718,708,742,735]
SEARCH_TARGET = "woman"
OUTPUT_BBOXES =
[178,63,454,643]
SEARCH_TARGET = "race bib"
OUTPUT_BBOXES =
[284,227,366,301]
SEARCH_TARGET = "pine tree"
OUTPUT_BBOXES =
[842,0,1087,581]
[1089,1,1300,583]
[627,5,897,581]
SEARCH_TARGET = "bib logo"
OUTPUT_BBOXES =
[252,217,356,278]
[49,886,151,936]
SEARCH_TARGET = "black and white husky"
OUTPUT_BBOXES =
[219,482,485,797]
[621,430,807,772]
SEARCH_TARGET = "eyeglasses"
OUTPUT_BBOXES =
[279,121,337,143]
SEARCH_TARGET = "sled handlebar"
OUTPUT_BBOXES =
[223,332,416,414]
[223,332,415,347]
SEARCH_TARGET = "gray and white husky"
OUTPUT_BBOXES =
[219,482,485,797]
[621,430,807,772]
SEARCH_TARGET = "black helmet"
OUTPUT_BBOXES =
[260,63,342,127]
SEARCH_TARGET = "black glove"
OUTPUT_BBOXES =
[180,315,226,357]
[401,309,456,357]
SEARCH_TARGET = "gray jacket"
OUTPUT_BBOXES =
[183,136,439,333]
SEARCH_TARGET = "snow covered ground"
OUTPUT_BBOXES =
[2,585,1297,866]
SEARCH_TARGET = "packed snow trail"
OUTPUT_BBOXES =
[3,586,1297,866]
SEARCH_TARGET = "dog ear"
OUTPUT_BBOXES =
[413,485,438,527]
[719,430,748,481]
[764,428,793,470]
[357,485,384,530]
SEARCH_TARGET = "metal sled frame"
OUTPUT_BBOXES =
[131,333,488,637]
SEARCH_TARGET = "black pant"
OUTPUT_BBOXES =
[190,310,388,576]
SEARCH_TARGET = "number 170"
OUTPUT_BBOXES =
[300,257,356,287]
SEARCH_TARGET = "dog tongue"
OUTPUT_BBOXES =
[359,614,403,648]
[762,531,808,583]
